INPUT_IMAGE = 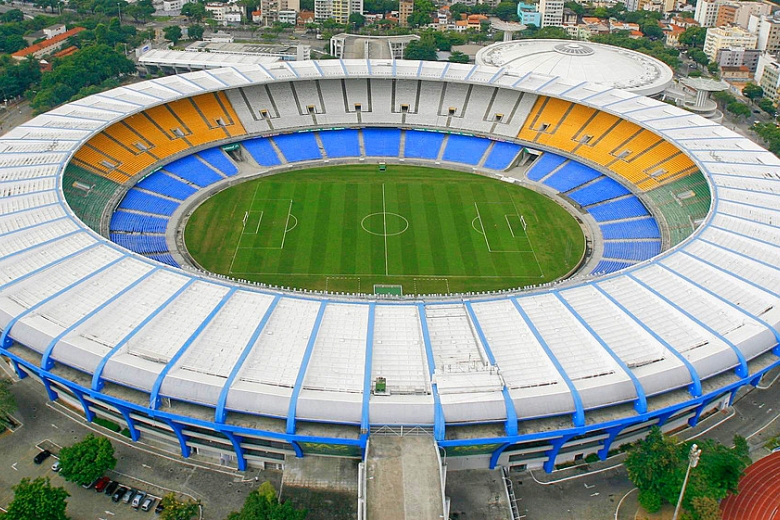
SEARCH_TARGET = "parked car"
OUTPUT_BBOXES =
[123,488,136,504]
[141,497,156,512]
[155,501,164,515]
[33,450,52,464]
[132,491,147,509]
[105,480,119,496]
[51,460,60,472]
[83,477,101,489]
[94,477,111,493]
[112,486,128,503]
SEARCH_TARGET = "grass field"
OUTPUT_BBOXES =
[184,165,585,295]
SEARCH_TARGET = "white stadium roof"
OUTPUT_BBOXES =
[0,60,777,439]
[475,39,674,96]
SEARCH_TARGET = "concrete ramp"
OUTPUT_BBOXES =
[365,436,445,520]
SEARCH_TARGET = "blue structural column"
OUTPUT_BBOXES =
[92,279,196,392]
[215,295,281,424]
[418,304,445,441]
[162,418,191,458]
[10,359,27,379]
[150,287,237,410]
[598,424,626,460]
[41,377,59,402]
[41,267,159,370]
[591,283,702,397]
[554,291,647,414]
[627,273,748,378]
[510,298,585,428]
[286,301,327,437]
[70,387,96,423]
[360,303,376,438]
[464,301,518,436]
[543,434,575,473]
[222,430,247,471]
[114,403,140,442]
[489,443,512,469]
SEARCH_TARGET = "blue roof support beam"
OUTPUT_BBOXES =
[92,278,196,392]
[464,302,518,436]
[543,434,575,473]
[591,283,702,397]
[150,287,237,410]
[286,301,328,436]
[215,295,281,424]
[114,402,140,442]
[41,267,159,371]
[418,304,445,441]
[510,298,585,428]
[1,255,126,348]
[628,273,749,378]
[360,303,376,435]
[554,291,648,414]
[162,418,191,458]
[222,430,247,472]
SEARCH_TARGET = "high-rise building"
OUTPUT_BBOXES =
[694,0,722,27]
[315,0,361,22]
[757,52,780,103]
[539,0,563,27]
[749,13,780,56]
[399,0,413,27]
[702,25,757,61]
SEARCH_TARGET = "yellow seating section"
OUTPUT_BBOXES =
[72,93,247,183]
[518,96,697,190]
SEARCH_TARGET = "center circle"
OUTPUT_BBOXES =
[361,212,409,237]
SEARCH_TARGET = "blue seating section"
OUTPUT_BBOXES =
[363,128,401,156]
[320,129,360,158]
[542,162,601,193]
[163,156,224,187]
[273,133,322,162]
[568,177,630,206]
[146,253,180,267]
[110,233,169,254]
[243,137,281,166]
[600,218,660,239]
[589,197,649,222]
[483,142,522,170]
[198,148,238,176]
[136,173,196,201]
[110,211,168,233]
[591,260,635,274]
[602,240,662,262]
[526,153,567,181]
[404,130,445,160]
[442,134,491,165]
[118,191,179,216]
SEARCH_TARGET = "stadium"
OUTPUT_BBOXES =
[0,57,778,479]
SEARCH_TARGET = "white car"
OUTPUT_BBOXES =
[51,460,60,472]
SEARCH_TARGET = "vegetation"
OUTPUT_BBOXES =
[752,122,780,155]
[0,377,18,430]
[448,50,469,63]
[59,433,117,486]
[185,164,585,295]
[403,35,437,60]
[160,493,201,520]
[2,477,70,520]
[226,481,307,520]
[625,427,750,519]
[164,25,183,46]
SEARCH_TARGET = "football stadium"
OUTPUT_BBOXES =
[0,58,778,482]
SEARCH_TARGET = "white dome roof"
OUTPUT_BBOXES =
[476,39,673,96]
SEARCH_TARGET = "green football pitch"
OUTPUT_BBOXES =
[184,165,585,295]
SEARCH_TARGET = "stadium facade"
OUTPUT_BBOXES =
[0,59,778,472]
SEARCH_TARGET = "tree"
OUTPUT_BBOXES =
[226,481,307,520]
[164,25,183,46]
[727,100,751,118]
[448,50,469,63]
[689,48,709,66]
[403,36,437,60]
[759,97,776,116]
[181,2,207,22]
[160,493,200,520]
[625,427,684,512]
[494,1,518,21]
[58,434,116,486]
[348,12,366,29]
[1,9,25,22]
[679,26,707,49]
[691,496,721,520]
[188,24,205,41]
[125,0,156,22]
[0,377,17,429]
[5,477,69,520]
[742,82,764,102]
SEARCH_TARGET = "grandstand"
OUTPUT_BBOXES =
[0,60,777,484]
